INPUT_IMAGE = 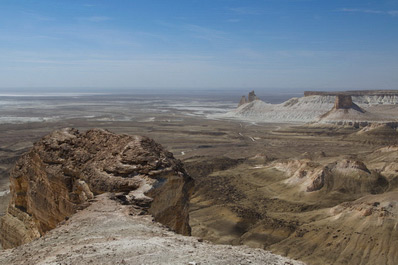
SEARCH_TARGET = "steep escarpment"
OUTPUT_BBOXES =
[225,90,398,124]
[0,128,193,249]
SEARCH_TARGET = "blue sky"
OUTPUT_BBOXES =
[0,0,397,91]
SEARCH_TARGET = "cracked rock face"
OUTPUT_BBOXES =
[0,128,193,249]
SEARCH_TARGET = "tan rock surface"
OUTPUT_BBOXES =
[275,159,388,194]
[271,191,398,265]
[0,128,193,249]
[0,194,304,265]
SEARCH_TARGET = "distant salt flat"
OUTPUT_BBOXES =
[0,93,108,97]
[0,94,239,124]
[140,117,156,122]
[0,116,59,124]
[168,104,236,116]
[94,116,133,122]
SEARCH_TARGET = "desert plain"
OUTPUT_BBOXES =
[0,92,398,264]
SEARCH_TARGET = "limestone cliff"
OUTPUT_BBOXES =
[0,128,193,249]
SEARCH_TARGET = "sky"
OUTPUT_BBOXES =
[0,0,398,92]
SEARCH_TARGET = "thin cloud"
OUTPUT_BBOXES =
[226,19,241,23]
[341,8,383,14]
[388,10,398,16]
[340,8,398,16]
[228,7,263,15]
[79,16,112,22]
[184,24,228,41]
[22,11,55,21]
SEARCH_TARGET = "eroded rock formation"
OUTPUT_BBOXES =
[334,95,354,109]
[331,94,363,112]
[248,90,258,102]
[238,96,247,107]
[237,91,259,107]
[276,159,387,194]
[0,128,193,249]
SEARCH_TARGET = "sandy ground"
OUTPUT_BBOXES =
[0,194,304,265]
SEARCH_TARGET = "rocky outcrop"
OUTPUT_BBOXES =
[334,95,354,109]
[237,91,259,107]
[248,90,258,102]
[276,159,388,194]
[276,160,330,192]
[0,128,193,249]
[330,95,363,112]
[238,96,247,107]
[317,95,368,124]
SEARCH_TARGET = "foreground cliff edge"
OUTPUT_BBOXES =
[0,128,304,265]
[0,128,193,248]
[0,194,304,265]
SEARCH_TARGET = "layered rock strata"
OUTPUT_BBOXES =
[0,128,193,249]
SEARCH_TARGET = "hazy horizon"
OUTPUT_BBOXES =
[0,86,396,95]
